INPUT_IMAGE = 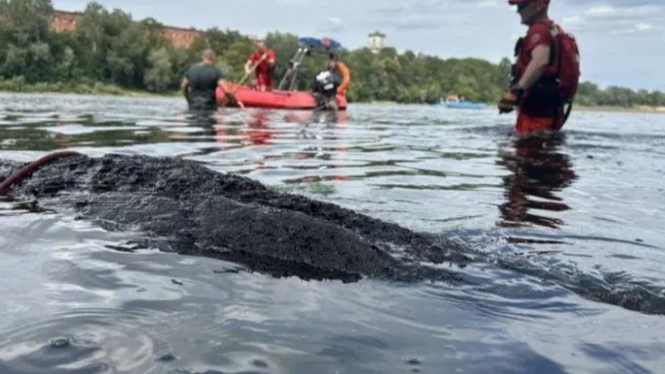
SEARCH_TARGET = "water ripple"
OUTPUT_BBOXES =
[1,93,665,373]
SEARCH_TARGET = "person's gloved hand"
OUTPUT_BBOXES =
[498,92,518,114]
[498,84,525,114]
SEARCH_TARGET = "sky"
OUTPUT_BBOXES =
[54,0,665,91]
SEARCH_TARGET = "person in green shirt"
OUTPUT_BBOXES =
[181,49,225,111]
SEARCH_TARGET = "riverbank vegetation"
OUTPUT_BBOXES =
[1,0,664,108]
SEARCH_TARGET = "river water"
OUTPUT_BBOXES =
[0,92,664,374]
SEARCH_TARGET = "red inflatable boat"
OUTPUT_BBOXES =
[214,37,350,111]
[216,81,347,110]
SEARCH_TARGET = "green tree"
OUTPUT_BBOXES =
[144,47,173,92]
[0,0,53,44]
[0,0,55,82]
[205,28,247,54]
[1,1,663,107]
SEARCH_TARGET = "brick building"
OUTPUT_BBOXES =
[51,10,200,48]
[161,26,199,48]
[52,10,80,32]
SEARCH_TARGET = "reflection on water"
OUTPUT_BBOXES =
[1,93,665,374]
[497,133,577,229]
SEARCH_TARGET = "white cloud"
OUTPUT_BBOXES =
[478,0,499,8]
[563,4,664,35]
[320,16,345,33]
[563,16,585,25]
[584,4,663,20]
[611,22,663,34]
[636,23,653,32]
[275,0,313,5]
[392,15,450,31]
[586,5,616,16]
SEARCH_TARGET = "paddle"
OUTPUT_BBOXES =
[238,53,268,87]
[219,54,268,109]
[218,83,245,109]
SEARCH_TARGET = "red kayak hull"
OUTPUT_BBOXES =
[216,81,347,110]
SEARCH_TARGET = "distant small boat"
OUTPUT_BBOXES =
[442,100,487,109]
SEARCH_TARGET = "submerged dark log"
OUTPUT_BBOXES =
[0,154,472,282]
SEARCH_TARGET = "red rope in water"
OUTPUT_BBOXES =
[0,151,82,195]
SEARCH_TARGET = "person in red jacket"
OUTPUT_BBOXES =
[499,0,573,134]
[245,40,276,91]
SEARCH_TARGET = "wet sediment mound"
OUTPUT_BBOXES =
[0,154,471,282]
[4,153,665,315]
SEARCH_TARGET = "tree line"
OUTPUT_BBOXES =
[1,0,664,107]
